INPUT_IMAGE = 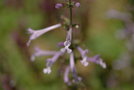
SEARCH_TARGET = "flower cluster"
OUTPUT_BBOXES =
[27,0,106,85]
[27,23,106,84]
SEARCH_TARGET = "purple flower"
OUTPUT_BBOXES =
[88,55,106,68]
[27,0,107,84]
[27,24,61,46]
[61,28,72,53]
[55,3,63,9]
[75,2,80,7]
[31,47,57,61]
[64,66,71,85]
[69,52,82,83]
[43,49,65,74]
[77,46,89,66]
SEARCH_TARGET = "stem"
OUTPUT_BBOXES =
[69,0,73,27]
[68,0,73,47]
[68,1,79,90]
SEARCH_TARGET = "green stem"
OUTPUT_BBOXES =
[69,0,75,51]
[69,0,73,27]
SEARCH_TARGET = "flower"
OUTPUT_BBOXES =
[88,55,106,69]
[61,28,72,53]
[55,3,63,9]
[70,52,75,72]
[77,47,89,66]
[64,66,71,85]
[75,2,80,7]
[27,0,107,85]
[69,52,82,83]
[43,49,65,74]
[31,47,57,61]
[27,23,61,46]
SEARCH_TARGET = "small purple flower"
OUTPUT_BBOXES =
[75,2,80,7]
[27,24,61,46]
[88,55,106,68]
[64,66,71,85]
[55,3,63,9]
[61,28,72,53]
[43,49,65,74]
[31,47,57,61]
[77,46,89,66]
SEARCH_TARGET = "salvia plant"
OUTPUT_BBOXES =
[27,0,106,85]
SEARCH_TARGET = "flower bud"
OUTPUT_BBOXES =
[75,2,80,7]
[55,3,63,9]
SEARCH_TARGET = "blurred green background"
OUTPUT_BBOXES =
[0,0,134,90]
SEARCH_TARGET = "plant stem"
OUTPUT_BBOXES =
[69,0,73,27]
[69,0,73,46]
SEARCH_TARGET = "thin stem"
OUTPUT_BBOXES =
[67,0,74,51]
[69,0,73,27]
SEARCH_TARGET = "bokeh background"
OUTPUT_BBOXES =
[0,0,134,90]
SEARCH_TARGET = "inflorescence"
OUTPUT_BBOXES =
[27,0,106,85]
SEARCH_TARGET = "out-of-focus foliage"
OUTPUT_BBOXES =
[0,0,134,90]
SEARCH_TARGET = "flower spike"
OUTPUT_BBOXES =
[27,0,106,85]
[75,2,80,7]
[55,3,63,9]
